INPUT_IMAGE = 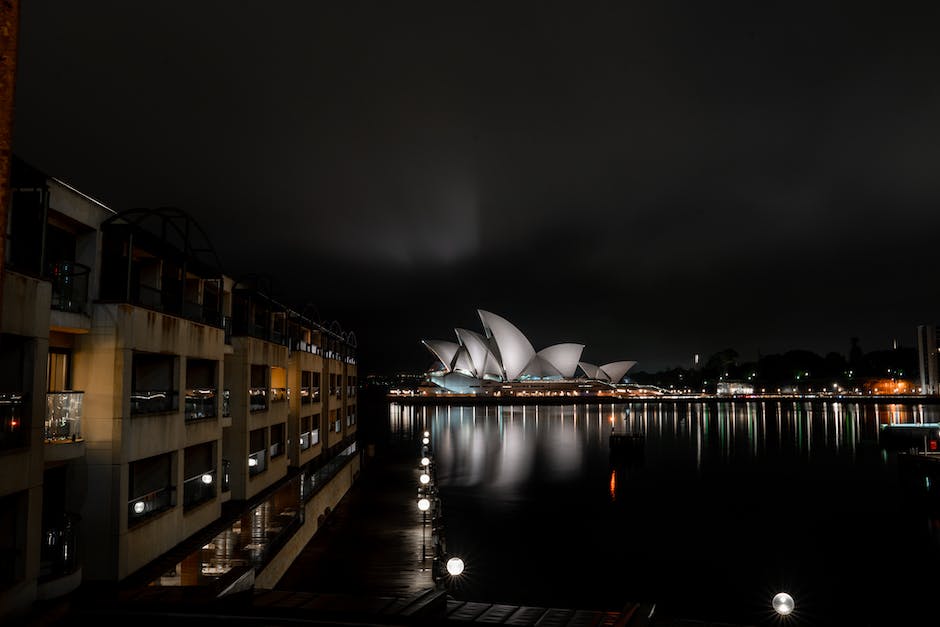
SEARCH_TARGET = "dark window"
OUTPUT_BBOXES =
[183,443,216,509]
[0,334,29,450]
[270,423,285,458]
[249,365,268,412]
[128,453,174,524]
[249,427,266,475]
[185,359,217,421]
[131,352,178,414]
[0,491,26,586]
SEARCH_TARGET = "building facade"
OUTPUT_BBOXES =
[0,158,359,618]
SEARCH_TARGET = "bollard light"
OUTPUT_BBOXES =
[446,557,465,576]
[419,473,430,485]
[421,456,430,466]
[418,498,430,512]
[772,592,794,616]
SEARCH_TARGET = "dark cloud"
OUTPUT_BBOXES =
[12,0,940,374]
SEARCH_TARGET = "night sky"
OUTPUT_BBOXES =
[11,1,940,375]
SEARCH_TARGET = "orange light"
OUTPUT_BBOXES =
[609,470,616,501]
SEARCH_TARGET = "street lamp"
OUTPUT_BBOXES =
[772,592,794,616]
[446,556,465,576]
[418,497,431,562]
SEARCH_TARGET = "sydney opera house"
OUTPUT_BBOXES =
[420,310,636,395]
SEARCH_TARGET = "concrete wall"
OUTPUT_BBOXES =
[253,453,360,589]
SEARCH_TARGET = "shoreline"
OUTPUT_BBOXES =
[386,392,940,406]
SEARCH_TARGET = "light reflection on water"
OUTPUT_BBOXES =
[389,400,940,626]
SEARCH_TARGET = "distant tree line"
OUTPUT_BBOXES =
[628,337,919,393]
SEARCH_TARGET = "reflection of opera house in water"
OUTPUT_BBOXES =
[419,310,638,396]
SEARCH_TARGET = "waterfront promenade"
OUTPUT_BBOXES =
[19,410,757,627]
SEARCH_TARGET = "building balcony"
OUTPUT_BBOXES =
[185,388,217,422]
[0,392,27,452]
[183,469,217,510]
[48,260,90,315]
[249,388,267,412]
[128,485,176,526]
[270,387,288,404]
[130,389,178,415]
[248,449,267,476]
[299,428,319,452]
[45,392,83,442]
[39,512,80,583]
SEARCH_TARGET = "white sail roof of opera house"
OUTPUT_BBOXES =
[421,309,636,386]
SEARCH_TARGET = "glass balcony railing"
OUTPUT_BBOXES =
[39,512,80,582]
[130,389,178,415]
[300,387,312,405]
[270,387,287,403]
[249,388,267,412]
[45,391,83,442]
[299,431,311,451]
[185,388,217,422]
[48,261,90,314]
[127,486,175,525]
[248,449,267,476]
[300,441,357,504]
[222,389,231,417]
[183,469,217,509]
[0,393,27,451]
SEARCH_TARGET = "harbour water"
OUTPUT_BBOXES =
[388,400,940,626]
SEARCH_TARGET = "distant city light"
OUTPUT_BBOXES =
[419,473,430,485]
[421,457,430,466]
[423,430,430,437]
[201,473,213,484]
[418,498,430,511]
[133,501,145,514]
[422,437,430,445]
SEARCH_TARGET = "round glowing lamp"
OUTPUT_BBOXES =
[248,457,258,467]
[422,437,430,445]
[417,498,430,512]
[423,430,430,437]
[446,557,465,576]
[772,592,795,616]
[421,457,430,466]
[201,473,213,484]
[133,501,145,514]
[419,473,430,485]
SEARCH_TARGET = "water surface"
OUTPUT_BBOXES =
[389,400,940,626]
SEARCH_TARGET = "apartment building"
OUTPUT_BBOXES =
[0,158,360,619]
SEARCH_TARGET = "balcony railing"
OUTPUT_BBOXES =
[48,261,90,314]
[300,387,312,405]
[128,486,175,525]
[222,389,231,417]
[300,440,357,504]
[45,391,83,442]
[269,441,283,458]
[299,431,311,451]
[249,388,267,412]
[185,388,217,422]
[0,393,27,451]
[333,419,342,433]
[270,387,287,403]
[39,512,80,582]
[130,389,178,415]
[183,469,217,509]
[248,449,267,476]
